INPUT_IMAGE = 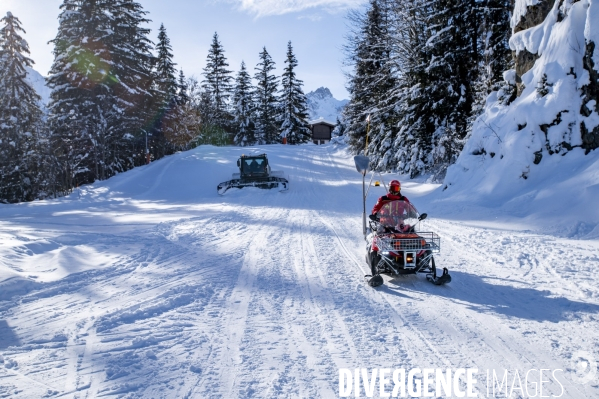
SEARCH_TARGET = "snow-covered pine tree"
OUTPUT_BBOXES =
[333,116,347,137]
[155,24,178,104]
[0,12,44,203]
[419,0,480,179]
[344,4,376,154]
[180,75,205,148]
[278,41,310,145]
[232,61,256,146]
[196,85,219,140]
[253,47,279,144]
[163,69,202,150]
[472,0,513,115]
[47,0,157,188]
[202,32,233,143]
[153,23,179,154]
[47,0,115,189]
[108,0,156,169]
[342,0,507,179]
[344,0,397,161]
[177,69,189,105]
[387,0,434,178]
[361,0,399,169]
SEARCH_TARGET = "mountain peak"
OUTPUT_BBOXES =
[306,87,347,122]
[309,87,333,100]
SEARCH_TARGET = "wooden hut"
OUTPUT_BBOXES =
[308,118,336,145]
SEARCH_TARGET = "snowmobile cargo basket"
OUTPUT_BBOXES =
[377,232,440,253]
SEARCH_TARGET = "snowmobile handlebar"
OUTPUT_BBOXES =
[370,212,426,223]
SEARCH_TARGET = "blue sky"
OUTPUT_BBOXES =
[2,0,365,99]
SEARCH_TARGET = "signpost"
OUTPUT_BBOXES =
[354,155,370,237]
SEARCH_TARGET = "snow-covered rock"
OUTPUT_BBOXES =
[440,0,599,236]
[305,87,348,122]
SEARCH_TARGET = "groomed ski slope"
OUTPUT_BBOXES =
[0,144,598,398]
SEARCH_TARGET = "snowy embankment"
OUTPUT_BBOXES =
[443,0,599,238]
[0,143,598,398]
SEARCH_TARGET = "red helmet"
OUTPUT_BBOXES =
[389,180,401,194]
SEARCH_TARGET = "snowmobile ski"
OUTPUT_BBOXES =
[426,267,451,286]
[364,274,384,287]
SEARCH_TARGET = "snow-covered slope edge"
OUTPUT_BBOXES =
[439,0,599,238]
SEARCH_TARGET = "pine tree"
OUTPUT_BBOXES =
[202,32,233,136]
[344,4,376,154]
[0,12,44,202]
[254,47,279,144]
[177,69,189,105]
[46,0,113,189]
[162,70,202,150]
[155,24,178,101]
[153,23,179,154]
[344,0,397,161]
[279,41,310,145]
[333,116,347,137]
[341,0,509,179]
[178,75,204,148]
[388,0,434,178]
[47,0,157,188]
[232,61,256,146]
[473,0,513,113]
[425,0,479,178]
[361,0,398,169]
[108,0,155,170]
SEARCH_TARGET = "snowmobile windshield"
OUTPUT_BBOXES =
[377,200,420,231]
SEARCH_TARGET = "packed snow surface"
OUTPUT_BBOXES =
[0,144,598,398]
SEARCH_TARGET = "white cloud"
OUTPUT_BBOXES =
[298,13,324,21]
[234,0,365,17]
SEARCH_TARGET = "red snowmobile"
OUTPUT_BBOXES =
[365,199,450,287]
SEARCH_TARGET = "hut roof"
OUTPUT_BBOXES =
[308,117,336,127]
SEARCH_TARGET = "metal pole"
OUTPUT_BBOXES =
[362,172,367,237]
[354,155,370,239]
[145,131,150,165]
[365,118,370,155]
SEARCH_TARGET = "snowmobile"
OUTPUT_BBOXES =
[353,155,450,288]
[217,154,289,195]
[365,199,451,287]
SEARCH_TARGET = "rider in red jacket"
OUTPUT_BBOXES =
[371,180,410,215]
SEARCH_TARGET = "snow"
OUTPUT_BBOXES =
[0,143,598,397]
[512,0,543,30]
[308,116,336,126]
[24,67,51,110]
[445,0,599,240]
[587,0,599,66]
[509,0,558,55]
